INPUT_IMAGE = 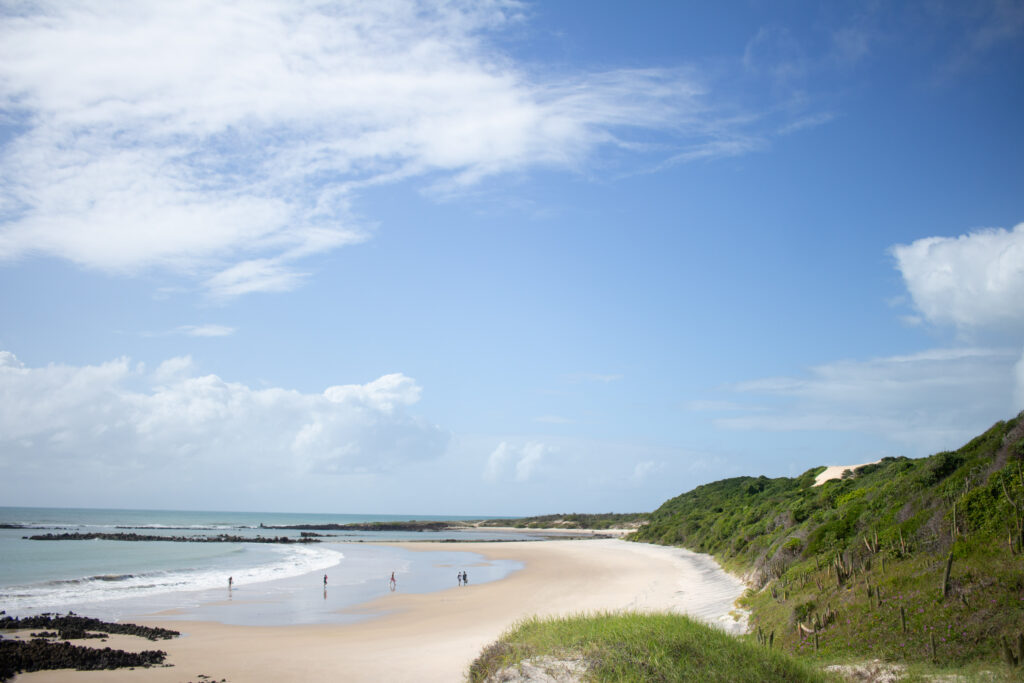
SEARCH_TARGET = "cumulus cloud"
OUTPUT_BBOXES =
[0,351,447,481]
[0,0,736,297]
[891,222,1024,414]
[891,223,1024,330]
[483,441,553,482]
[718,347,1019,454]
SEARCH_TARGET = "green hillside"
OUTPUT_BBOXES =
[631,412,1024,669]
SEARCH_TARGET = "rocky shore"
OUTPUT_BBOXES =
[0,614,179,641]
[0,614,178,681]
[26,532,318,544]
[259,520,461,532]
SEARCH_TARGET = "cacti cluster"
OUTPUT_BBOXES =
[1003,633,1024,668]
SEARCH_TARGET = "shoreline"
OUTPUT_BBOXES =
[9,538,747,682]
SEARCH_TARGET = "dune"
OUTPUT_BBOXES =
[813,460,882,487]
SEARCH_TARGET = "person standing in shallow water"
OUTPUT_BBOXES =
[323,574,327,587]
[228,576,233,590]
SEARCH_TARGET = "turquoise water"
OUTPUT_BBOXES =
[0,507,527,625]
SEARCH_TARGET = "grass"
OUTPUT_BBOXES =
[466,612,830,682]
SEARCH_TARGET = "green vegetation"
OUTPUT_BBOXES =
[479,512,649,530]
[467,612,828,682]
[631,412,1024,671]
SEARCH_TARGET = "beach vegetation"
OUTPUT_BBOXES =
[467,612,828,682]
[478,512,649,530]
[630,410,1024,673]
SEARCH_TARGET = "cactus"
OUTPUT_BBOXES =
[1003,635,1018,667]
[941,551,954,599]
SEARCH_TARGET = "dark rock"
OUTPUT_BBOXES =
[26,532,317,544]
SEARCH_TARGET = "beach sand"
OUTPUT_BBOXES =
[11,538,747,683]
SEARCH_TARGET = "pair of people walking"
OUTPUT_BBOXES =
[457,570,468,586]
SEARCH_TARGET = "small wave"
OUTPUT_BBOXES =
[42,574,137,587]
[0,543,344,615]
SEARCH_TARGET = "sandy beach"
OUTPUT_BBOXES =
[11,538,747,682]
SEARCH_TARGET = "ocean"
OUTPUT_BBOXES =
[0,507,529,626]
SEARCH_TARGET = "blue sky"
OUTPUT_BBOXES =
[1,1,1022,515]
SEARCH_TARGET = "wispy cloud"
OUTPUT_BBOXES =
[176,324,236,338]
[684,400,748,412]
[0,1,766,298]
[717,347,1019,454]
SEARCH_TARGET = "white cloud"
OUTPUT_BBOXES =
[483,440,553,482]
[323,373,422,414]
[891,223,1024,330]
[154,355,195,382]
[631,460,662,482]
[515,442,549,482]
[0,0,735,297]
[717,347,1019,454]
[483,442,513,482]
[0,351,447,481]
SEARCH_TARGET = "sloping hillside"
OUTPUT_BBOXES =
[632,412,1024,667]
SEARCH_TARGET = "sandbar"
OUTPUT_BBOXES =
[12,538,746,682]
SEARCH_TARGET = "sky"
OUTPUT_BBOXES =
[1,0,1023,516]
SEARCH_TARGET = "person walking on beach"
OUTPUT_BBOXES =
[228,576,233,590]
[463,570,468,585]
[389,571,396,591]
[323,574,328,587]
[457,571,462,586]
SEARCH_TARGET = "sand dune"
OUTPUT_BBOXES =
[813,460,882,487]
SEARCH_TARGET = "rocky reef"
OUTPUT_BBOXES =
[0,614,178,681]
[26,531,317,544]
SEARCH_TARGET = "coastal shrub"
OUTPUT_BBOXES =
[791,600,816,625]
[781,537,804,554]
[919,452,965,486]
[796,467,824,489]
